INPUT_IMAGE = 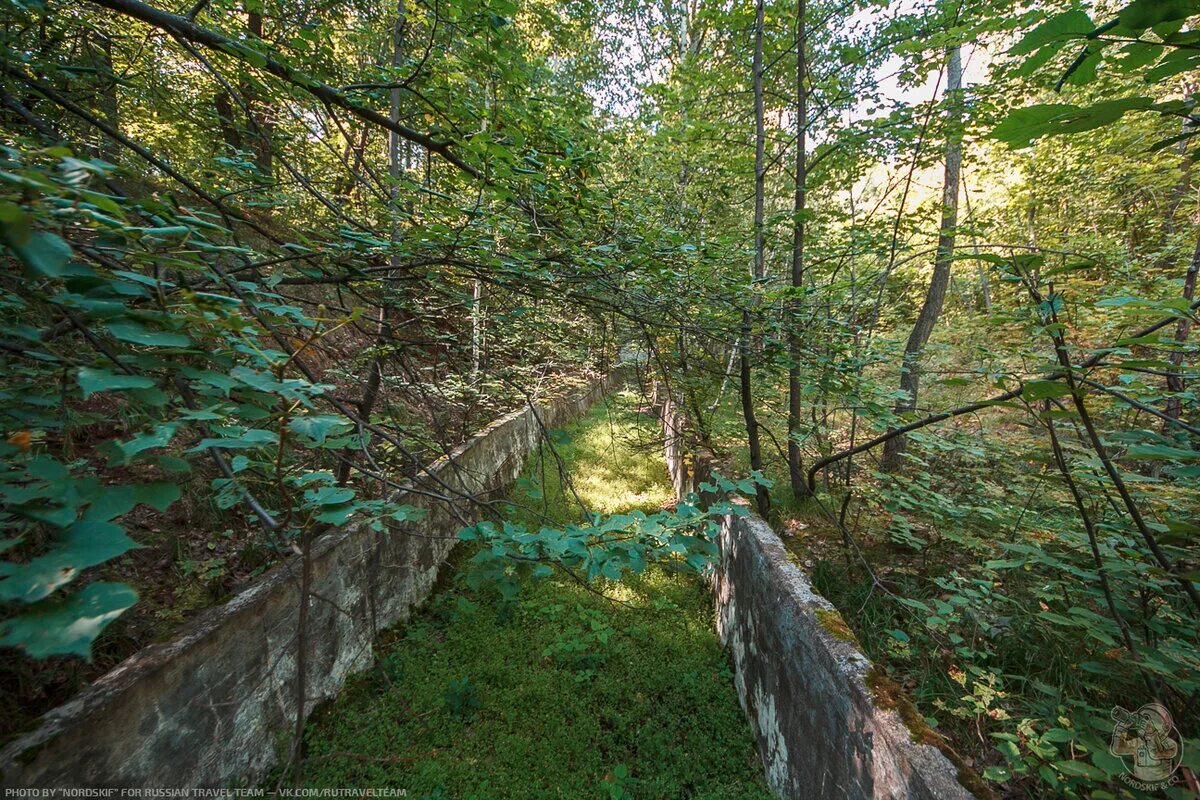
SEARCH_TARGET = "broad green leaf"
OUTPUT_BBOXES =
[314,502,360,525]
[0,582,138,660]
[6,231,72,278]
[190,429,279,451]
[104,321,191,348]
[992,98,1154,148]
[992,104,1079,148]
[0,520,139,602]
[1011,10,1093,56]
[304,486,355,506]
[114,422,181,462]
[1022,381,1070,402]
[1117,0,1200,32]
[134,481,181,511]
[982,765,1011,782]
[78,367,156,398]
[84,485,138,521]
[1091,749,1127,776]
[289,414,352,444]
[1124,444,1200,460]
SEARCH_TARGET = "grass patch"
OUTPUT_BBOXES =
[292,391,771,799]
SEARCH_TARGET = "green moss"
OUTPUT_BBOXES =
[815,608,859,646]
[866,667,994,800]
[288,392,772,799]
[866,666,939,746]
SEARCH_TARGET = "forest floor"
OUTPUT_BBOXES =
[288,392,771,799]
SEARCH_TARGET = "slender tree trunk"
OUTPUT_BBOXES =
[87,32,119,160]
[389,0,406,258]
[787,0,809,501]
[961,179,991,313]
[213,90,242,153]
[1165,236,1200,427]
[245,8,273,178]
[881,46,963,471]
[332,122,371,199]
[471,277,485,381]
[472,63,492,385]
[740,0,769,516]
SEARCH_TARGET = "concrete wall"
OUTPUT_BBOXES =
[656,393,976,800]
[713,506,975,799]
[1,372,623,789]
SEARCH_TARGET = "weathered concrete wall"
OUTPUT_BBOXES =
[655,394,975,799]
[713,506,974,799]
[1,372,624,789]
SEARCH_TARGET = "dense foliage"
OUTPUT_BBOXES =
[1,0,1199,795]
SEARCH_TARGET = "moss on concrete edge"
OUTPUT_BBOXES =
[866,666,996,800]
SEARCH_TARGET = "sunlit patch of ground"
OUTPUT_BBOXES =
[291,391,770,800]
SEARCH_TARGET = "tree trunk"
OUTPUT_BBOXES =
[213,90,242,153]
[87,32,120,160]
[740,0,769,516]
[1165,236,1200,428]
[389,0,407,263]
[787,0,809,501]
[245,8,273,178]
[471,277,485,381]
[881,45,963,472]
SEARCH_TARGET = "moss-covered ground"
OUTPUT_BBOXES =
[295,391,771,800]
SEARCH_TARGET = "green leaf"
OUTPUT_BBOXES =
[1023,380,1072,401]
[1092,749,1128,776]
[992,98,1154,148]
[1011,10,1093,56]
[0,521,139,602]
[992,104,1079,148]
[114,422,181,462]
[190,429,278,451]
[289,414,352,445]
[392,505,425,522]
[1054,760,1105,779]
[104,321,191,348]
[78,367,156,399]
[6,231,72,278]
[134,481,181,512]
[314,503,360,525]
[84,485,138,521]
[0,582,138,660]
[1042,727,1074,743]
[1118,0,1200,32]
[304,486,355,506]
[982,765,1011,782]
[1124,444,1200,460]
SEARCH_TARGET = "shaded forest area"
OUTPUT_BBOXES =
[1,0,1199,796]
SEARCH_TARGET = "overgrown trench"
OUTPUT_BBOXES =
[288,390,771,799]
